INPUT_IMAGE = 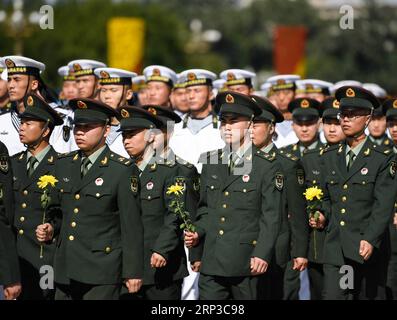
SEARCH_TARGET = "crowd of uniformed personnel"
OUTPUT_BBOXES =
[0,55,397,301]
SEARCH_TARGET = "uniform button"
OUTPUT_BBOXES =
[96,193,100,197]
[105,247,111,253]
[313,180,317,184]
[340,221,345,226]
[20,216,25,222]
[18,229,24,235]
[21,203,27,209]
[252,240,257,245]
[362,181,366,185]
[60,189,64,193]
[224,191,229,196]
[342,196,347,202]
[71,222,77,228]
[211,186,214,190]
[341,208,346,214]
[220,217,225,222]
[219,230,224,235]
[222,204,227,209]
[73,208,79,214]
[343,184,348,190]
[243,189,247,193]
[395,202,397,208]
[23,190,28,195]
[148,196,151,200]
[75,194,80,200]
[69,235,74,241]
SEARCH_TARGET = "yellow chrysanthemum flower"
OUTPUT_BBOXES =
[37,175,58,189]
[304,186,323,201]
[166,184,184,196]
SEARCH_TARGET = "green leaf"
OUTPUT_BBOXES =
[180,223,185,229]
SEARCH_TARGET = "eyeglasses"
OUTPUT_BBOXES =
[337,112,369,121]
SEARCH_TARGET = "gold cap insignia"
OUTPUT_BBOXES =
[346,88,355,97]
[305,84,314,90]
[227,72,236,81]
[152,68,161,76]
[332,99,340,109]
[100,70,110,78]
[77,100,87,109]
[27,96,34,107]
[225,93,234,104]
[301,99,310,108]
[187,72,197,81]
[5,59,15,68]
[393,100,397,109]
[120,108,129,118]
[277,79,286,85]
[73,63,82,72]
[147,107,157,116]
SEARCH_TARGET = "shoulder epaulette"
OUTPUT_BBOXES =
[321,144,339,155]
[175,156,194,168]
[12,151,24,160]
[276,150,299,162]
[255,149,276,162]
[109,153,131,166]
[57,150,78,159]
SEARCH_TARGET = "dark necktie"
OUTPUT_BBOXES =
[347,150,355,171]
[81,158,91,177]
[27,156,38,177]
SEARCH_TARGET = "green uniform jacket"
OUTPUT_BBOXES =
[11,147,60,270]
[0,141,20,286]
[139,153,198,285]
[195,145,283,277]
[273,146,308,265]
[282,141,324,159]
[320,140,397,266]
[53,146,143,285]
[302,147,327,263]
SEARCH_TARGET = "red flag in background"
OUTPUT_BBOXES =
[274,26,307,77]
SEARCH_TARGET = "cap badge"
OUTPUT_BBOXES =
[77,101,87,109]
[225,94,234,104]
[5,59,15,68]
[120,108,130,118]
[227,72,236,81]
[187,72,197,81]
[147,107,157,116]
[73,63,82,72]
[332,99,340,109]
[301,99,310,108]
[152,68,161,76]
[393,100,397,109]
[27,96,34,107]
[100,70,110,78]
[346,88,355,97]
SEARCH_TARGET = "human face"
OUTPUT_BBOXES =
[75,75,97,98]
[186,85,212,112]
[306,92,326,102]
[0,79,8,99]
[7,74,33,101]
[170,88,188,113]
[271,89,294,113]
[227,84,252,96]
[19,119,49,145]
[251,121,274,149]
[73,123,109,152]
[138,89,149,105]
[146,81,171,106]
[368,115,387,138]
[220,114,251,147]
[292,119,320,144]
[61,80,78,100]
[323,119,346,144]
[122,128,152,158]
[339,109,371,138]
[387,120,397,144]
[99,85,131,109]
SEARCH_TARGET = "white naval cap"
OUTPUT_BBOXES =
[1,55,45,77]
[132,75,147,91]
[0,59,6,81]
[330,80,362,95]
[173,73,187,89]
[58,65,75,81]
[260,82,272,97]
[143,65,177,86]
[266,74,301,91]
[362,83,387,99]
[213,79,227,91]
[94,67,137,85]
[219,69,256,87]
[295,79,333,95]
[179,69,216,87]
[67,59,106,77]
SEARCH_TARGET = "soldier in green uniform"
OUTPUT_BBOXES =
[305,97,346,300]
[368,107,393,148]
[0,141,21,299]
[36,98,143,300]
[185,91,283,300]
[280,97,324,299]
[250,95,308,300]
[117,105,194,300]
[315,86,397,299]
[10,93,63,300]
[382,98,397,300]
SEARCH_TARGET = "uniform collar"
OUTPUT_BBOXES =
[27,144,51,164]
[261,142,274,154]
[82,145,107,166]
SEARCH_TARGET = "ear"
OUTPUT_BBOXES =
[30,79,39,91]
[103,124,111,138]
[42,126,51,139]
[208,87,215,101]
[269,123,275,135]
[126,89,133,100]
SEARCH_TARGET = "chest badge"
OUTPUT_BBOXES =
[242,175,250,183]
[146,181,154,190]
[361,168,368,175]
[95,178,104,186]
